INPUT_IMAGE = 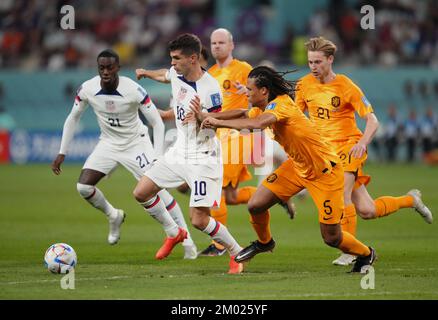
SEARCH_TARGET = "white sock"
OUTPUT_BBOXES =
[202,217,242,256]
[77,183,117,220]
[158,189,194,247]
[140,195,179,237]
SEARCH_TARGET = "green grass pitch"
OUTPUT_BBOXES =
[0,163,437,300]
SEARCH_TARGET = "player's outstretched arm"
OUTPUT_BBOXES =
[187,95,247,125]
[202,113,276,131]
[52,99,87,175]
[136,68,170,83]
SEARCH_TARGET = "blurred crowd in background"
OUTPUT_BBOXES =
[0,0,437,164]
[1,0,438,70]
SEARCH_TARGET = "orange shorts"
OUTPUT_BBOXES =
[262,158,345,224]
[336,142,371,190]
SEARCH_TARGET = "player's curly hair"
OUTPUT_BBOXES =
[248,66,297,101]
[168,33,201,57]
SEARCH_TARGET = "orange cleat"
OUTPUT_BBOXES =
[228,256,244,274]
[155,228,188,260]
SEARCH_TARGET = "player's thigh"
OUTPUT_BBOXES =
[144,156,186,189]
[305,164,344,225]
[83,141,118,177]
[261,159,303,202]
[119,138,158,181]
[343,171,356,204]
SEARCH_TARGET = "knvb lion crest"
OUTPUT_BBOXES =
[266,173,278,183]
[223,80,231,90]
[331,96,341,111]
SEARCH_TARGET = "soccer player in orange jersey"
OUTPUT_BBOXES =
[190,66,377,273]
[295,37,433,266]
[198,28,295,256]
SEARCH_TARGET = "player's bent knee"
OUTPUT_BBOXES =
[77,183,95,199]
[323,234,342,248]
[248,200,264,215]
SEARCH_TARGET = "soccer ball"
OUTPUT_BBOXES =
[44,243,77,274]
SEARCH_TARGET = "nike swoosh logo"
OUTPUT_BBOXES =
[306,99,313,102]
[194,198,204,202]
[323,216,333,220]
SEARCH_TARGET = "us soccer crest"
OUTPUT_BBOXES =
[331,96,341,112]
[177,87,187,103]
[105,100,116,112]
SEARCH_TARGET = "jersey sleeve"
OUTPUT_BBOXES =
[165,67,176,82]
[263,101,287,121]
[248,107,263,119]
[135,84,152,107]
[204,87,223,113]
[347,80,374,118]
[294,80,307,112]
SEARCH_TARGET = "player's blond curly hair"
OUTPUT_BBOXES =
[305,37,337,57]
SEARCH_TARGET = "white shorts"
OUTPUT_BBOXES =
[145,148,223,208]
[83,137,157,181]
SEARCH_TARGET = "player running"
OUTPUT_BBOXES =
[135,34,244,274]
[51,49,197,259]
[295,37,433,266]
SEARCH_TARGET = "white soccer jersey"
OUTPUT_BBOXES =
[166,67,223,159]
[59,76,163,154]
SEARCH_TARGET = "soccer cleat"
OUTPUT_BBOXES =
[280,198,297,219]
[107,209,125,245]
[155,227,188,260]
[350,247,377,274]
[332,253,356,266]
[228,256,244,274]
[183,244,198,260]
[198,244,227,257]
[235,238,276,263]
[407,189,433,224]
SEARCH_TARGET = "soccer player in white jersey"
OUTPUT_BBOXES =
[51,49,197,260]
[135,34,244,274]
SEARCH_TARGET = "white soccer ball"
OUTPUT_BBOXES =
[44,243,77,274]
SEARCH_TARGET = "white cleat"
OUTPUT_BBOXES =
[408,189,433,224]
[108,209,125,245]
[332,253,356,266]
[183,244,198,260]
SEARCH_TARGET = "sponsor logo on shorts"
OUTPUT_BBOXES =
[266,173,277,183]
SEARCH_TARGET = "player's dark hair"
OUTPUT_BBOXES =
[248,66,297,101]
[168,33,201,57]
[97,49,120,64]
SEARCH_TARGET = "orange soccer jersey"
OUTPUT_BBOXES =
[209,59,254,187]
[248,94,339,180]
[248,94,344,224]
[295,74,374,148]
[295,74,373,185]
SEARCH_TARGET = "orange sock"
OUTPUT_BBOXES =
[210,196,227,249]
[338,231,371,256]
[340,204,357,237]
[374,195,414,218]
[235,186,257,204]
[249,210,271,244]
